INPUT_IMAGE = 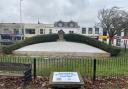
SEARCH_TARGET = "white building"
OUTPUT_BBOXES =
[23,23,54,38]
[23,21,81,38]
[53,21,81,34]
[81,27,103,39]
[0,21,102,45]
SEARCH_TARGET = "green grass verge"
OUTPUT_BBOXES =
[0,56,128,77]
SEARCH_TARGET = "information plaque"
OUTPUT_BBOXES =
[52,72,80,82]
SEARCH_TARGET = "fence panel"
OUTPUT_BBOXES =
[35,57,93,78]
[96,57,128,79]
[0,56,128,81]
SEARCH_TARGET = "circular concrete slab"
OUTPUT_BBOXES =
[13,41,110,57]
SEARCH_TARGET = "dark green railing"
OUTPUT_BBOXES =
[0,56,128,81]
[35,57,93,77]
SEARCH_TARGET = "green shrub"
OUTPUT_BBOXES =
[2,34,58,54]
[2,33,121,56]
[64,34,121,56]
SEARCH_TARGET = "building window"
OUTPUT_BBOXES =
[124,29,128,36]
[49,29,52,34]
[69,22,75,28]
[25,29,35,34]
[95,28,99,34]
[3,29,9,34]
[1,34,11,40]
[103,30,107,36]
[40,29,44,34]
[57,22,64,27]
[116,39,121,46]
[117,31,121,36]
[69,31,74,34]
[4,29,9,31]
[14,29,19,35]
[21,29,24,35]
[88,28,93,34]
[82,28,86,34]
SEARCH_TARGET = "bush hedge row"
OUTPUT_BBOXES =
[2,34,58,54]
[64,34,121,56]
[2,33,121,56]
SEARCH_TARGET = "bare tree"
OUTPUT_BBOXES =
[98,7,128,45]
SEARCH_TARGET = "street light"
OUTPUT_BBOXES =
[20,0,24,40]
[20,0,23,23]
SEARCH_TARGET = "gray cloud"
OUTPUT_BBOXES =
[0,0,128,26]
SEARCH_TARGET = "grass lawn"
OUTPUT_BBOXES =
[0,47,128,89]
[96,57,128,76]
[0,46,128,77]
[0,55,128,77]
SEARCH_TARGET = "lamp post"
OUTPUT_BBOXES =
[20,0,23,23]
[20,0,24,40]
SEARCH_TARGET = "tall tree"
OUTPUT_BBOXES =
[98,7,128,45]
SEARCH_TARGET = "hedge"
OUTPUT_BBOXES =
[2,33,121,56]
[64,34,121,56]
[2,34,59,54]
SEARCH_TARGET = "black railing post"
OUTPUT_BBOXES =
[93,59,96,84]
[33,58,36,80]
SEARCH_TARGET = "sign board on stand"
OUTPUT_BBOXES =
[52,72,80,82]
[49,72,84,89]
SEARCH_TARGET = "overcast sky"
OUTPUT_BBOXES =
[0,0,128,26]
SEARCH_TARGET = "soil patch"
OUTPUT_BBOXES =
[0,76,128,89]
